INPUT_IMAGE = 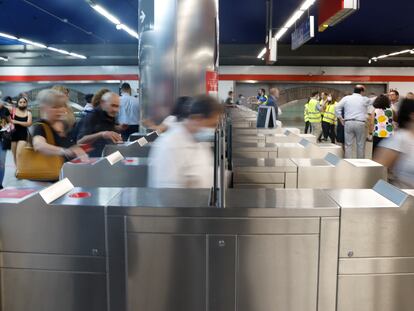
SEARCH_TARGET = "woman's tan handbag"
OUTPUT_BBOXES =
[15,122,64,181]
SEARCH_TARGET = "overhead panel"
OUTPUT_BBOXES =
[318,0,359,32]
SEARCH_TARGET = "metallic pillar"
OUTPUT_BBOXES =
[139,0,219,122]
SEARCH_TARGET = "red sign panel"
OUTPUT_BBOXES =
[318,0,343,29]
[206,71,218,94]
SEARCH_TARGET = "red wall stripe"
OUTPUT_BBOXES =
[0,73,413,83]
[0,74,139,82]
[218,74,414,82]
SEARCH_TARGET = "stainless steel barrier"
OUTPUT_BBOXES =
[61,157,148,187]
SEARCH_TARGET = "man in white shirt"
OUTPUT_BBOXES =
[148,95,223,188]
[336,85,372,158]
[118,83,140,141]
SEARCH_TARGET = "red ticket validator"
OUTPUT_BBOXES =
[69,192,92,199]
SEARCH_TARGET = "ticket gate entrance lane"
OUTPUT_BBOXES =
[0,186,123,311]
[103,141,151,157]
[61,157,148,187]
[327,182,414,311]
[106,187,339,311]
[291,154,387,189]
[233,127,301,135]
[232,158,298,188]
[232,132,317,144]
[233,140,343,159]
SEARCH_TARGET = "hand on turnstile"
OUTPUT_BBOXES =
[63,146,88,160]
[102,131,123,143]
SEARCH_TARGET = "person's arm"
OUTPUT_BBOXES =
[12,112,32,127]
[367,112,375,134]
[77,131,122,144]
[373,147,399,169]
[335,98,346,125]
[32,136,86,158]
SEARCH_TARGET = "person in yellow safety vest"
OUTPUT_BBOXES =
[307,91,323,141]
[319,94,337,143]
[304,99,311,133]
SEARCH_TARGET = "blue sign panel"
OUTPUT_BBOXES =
[291,16,315,50]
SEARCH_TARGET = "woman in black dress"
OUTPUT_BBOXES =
[11,96,32,163]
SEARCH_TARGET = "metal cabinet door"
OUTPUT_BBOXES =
[237,235,319,311]
[126,233,207,311]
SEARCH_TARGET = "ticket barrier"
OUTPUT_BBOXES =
[61,156,148,187]
[233,127,301,135]
[328,181,414,311]
[232,131,317,144]
[0,184,123,311]
[232,153,386,189]
[2,181,414,311]
[233,139,343,159]
[128,131,159,142]
[106,187,340,311]
[103,140,151,157]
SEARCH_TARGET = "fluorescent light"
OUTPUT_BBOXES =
[300,0,316,11]
[275,0,317,41]
[0,32,17,40]
[285,10,305,28]
[87,2,139,40]
[0,56,8,62]
[117,24,139,39]
[257,47,266,59]
[368,48,414,64]
[275,27,288,40]
[47,47,86,59]
[69,52,87,59]
[91,4,121,25]
[18,38,47,48]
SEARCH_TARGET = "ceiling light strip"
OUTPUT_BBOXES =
[257,48,267,59]
[369,48,414,64]
[275,0,316,41]
[0,32,87,59]
[88,2,139,40]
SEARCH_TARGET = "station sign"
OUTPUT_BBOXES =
[318,0,359,32]
[291,16,315,50]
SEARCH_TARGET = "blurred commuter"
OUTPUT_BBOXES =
[257,88,268,105]
[225,91,234,105]
[304,98,311,134]
[51,85,76,134]
[369,95,395,154]
[91,88,110,109]
[118,83,140,141]
[389,89,400,113]
[336,85,372,158]
[83,93,94,113]
[319,92,328,112]
[268,88,280,119]
[308,92,323,140]
[236,94,245,105]
[10,96,32,163]
[29,90,86,159]
[0,100,11,188]
[374,99,414,188]
[2,96,13,105]
[142,96,192,134]
[319,94,336,143]
[77,92,122,157]
[406,92,414,100]
[148,95,223,188]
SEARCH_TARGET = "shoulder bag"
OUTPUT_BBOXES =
[15,122,64,181]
